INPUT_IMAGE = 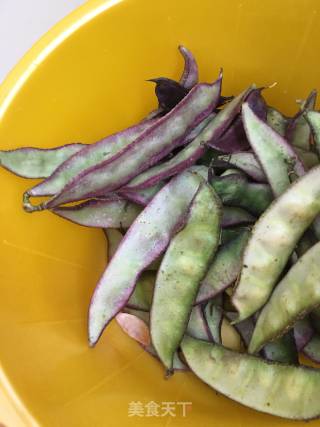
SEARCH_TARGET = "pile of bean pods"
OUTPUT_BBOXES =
[4,45,320,420]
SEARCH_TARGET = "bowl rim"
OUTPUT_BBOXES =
[0,1,120,425]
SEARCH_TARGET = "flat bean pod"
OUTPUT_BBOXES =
[232,166,320,322]
[0,143,85,178]
[195,230,250,304]
[211,174,273,216]
[52,198,141,228]
[294,147,319,170]
[216,152,267,182]
[305,110,320,157]
[266,107,288,136]
[181,335,320,420]
[221,206,255,227]
[178,45,199,89]
[242,103,305,197]
[203,297,223,344]
[31,77,223,211]
[110,87,254,192]
[187,305,212,341]
[24,119,156,209]
[286,90,317,151]
[150,182,221,370]
[118,182,164,206]
[249,241,320,353]
[88,170,203,346]
[261,332,298,365]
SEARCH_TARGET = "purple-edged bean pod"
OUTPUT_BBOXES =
[150,181,221,371]
[221,206,255,227]
[52,198,141,228]
[23,118,157,210]
[178,45,199,90]
[195,230,250,304]
[286,89,317,151]
[187,305,213,342]
[242,103,305,196]
[88,170,203,346]
[232,166,320,322]
[30,75,223,211]
[305,110,320,158]
[181,335,320,420]
[215,152,267,182]
[203,296,223,344]
[249,241,320,354]
[0,143,85,179]
[267,106,288,136]
[122,87,254,192]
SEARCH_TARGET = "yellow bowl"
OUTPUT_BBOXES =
[1,0,320,425]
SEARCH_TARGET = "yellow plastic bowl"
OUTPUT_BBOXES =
[0,0,320,425]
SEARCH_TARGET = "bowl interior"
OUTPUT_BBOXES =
[1,0,320,425]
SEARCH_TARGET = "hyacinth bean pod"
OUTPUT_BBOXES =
[305,110,320,157]
[52,198,141,228]
[23,119,157,210]
[216,152,267,182]
[150,182,221,371]
[181,335,320,420]
[261,332,298,365]
[211,174,273,216]
[120,86,254,192]
[187,305,212,341]
[232,166,320,322]
[221,206,255,227]
[88,170,203,346]
[286,89,317,151]
[195,230,250,304]
[0,143,85,178]
[32,76,222,211]
[249,241,320,354]
[242,103,305,197]
[203,297,223,344]
[178,45,199,90]
[266,107,288,136]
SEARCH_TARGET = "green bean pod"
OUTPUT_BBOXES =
[0,143,85,178]
[195,230,250,304]
[88,170,203,346]
[249,241,320,353]
[266,107,288,136]
[211,174,273,216]
[232,166,320,322]
[181,335,320,420]
[242,103,305,197]
[150,182,221,371]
